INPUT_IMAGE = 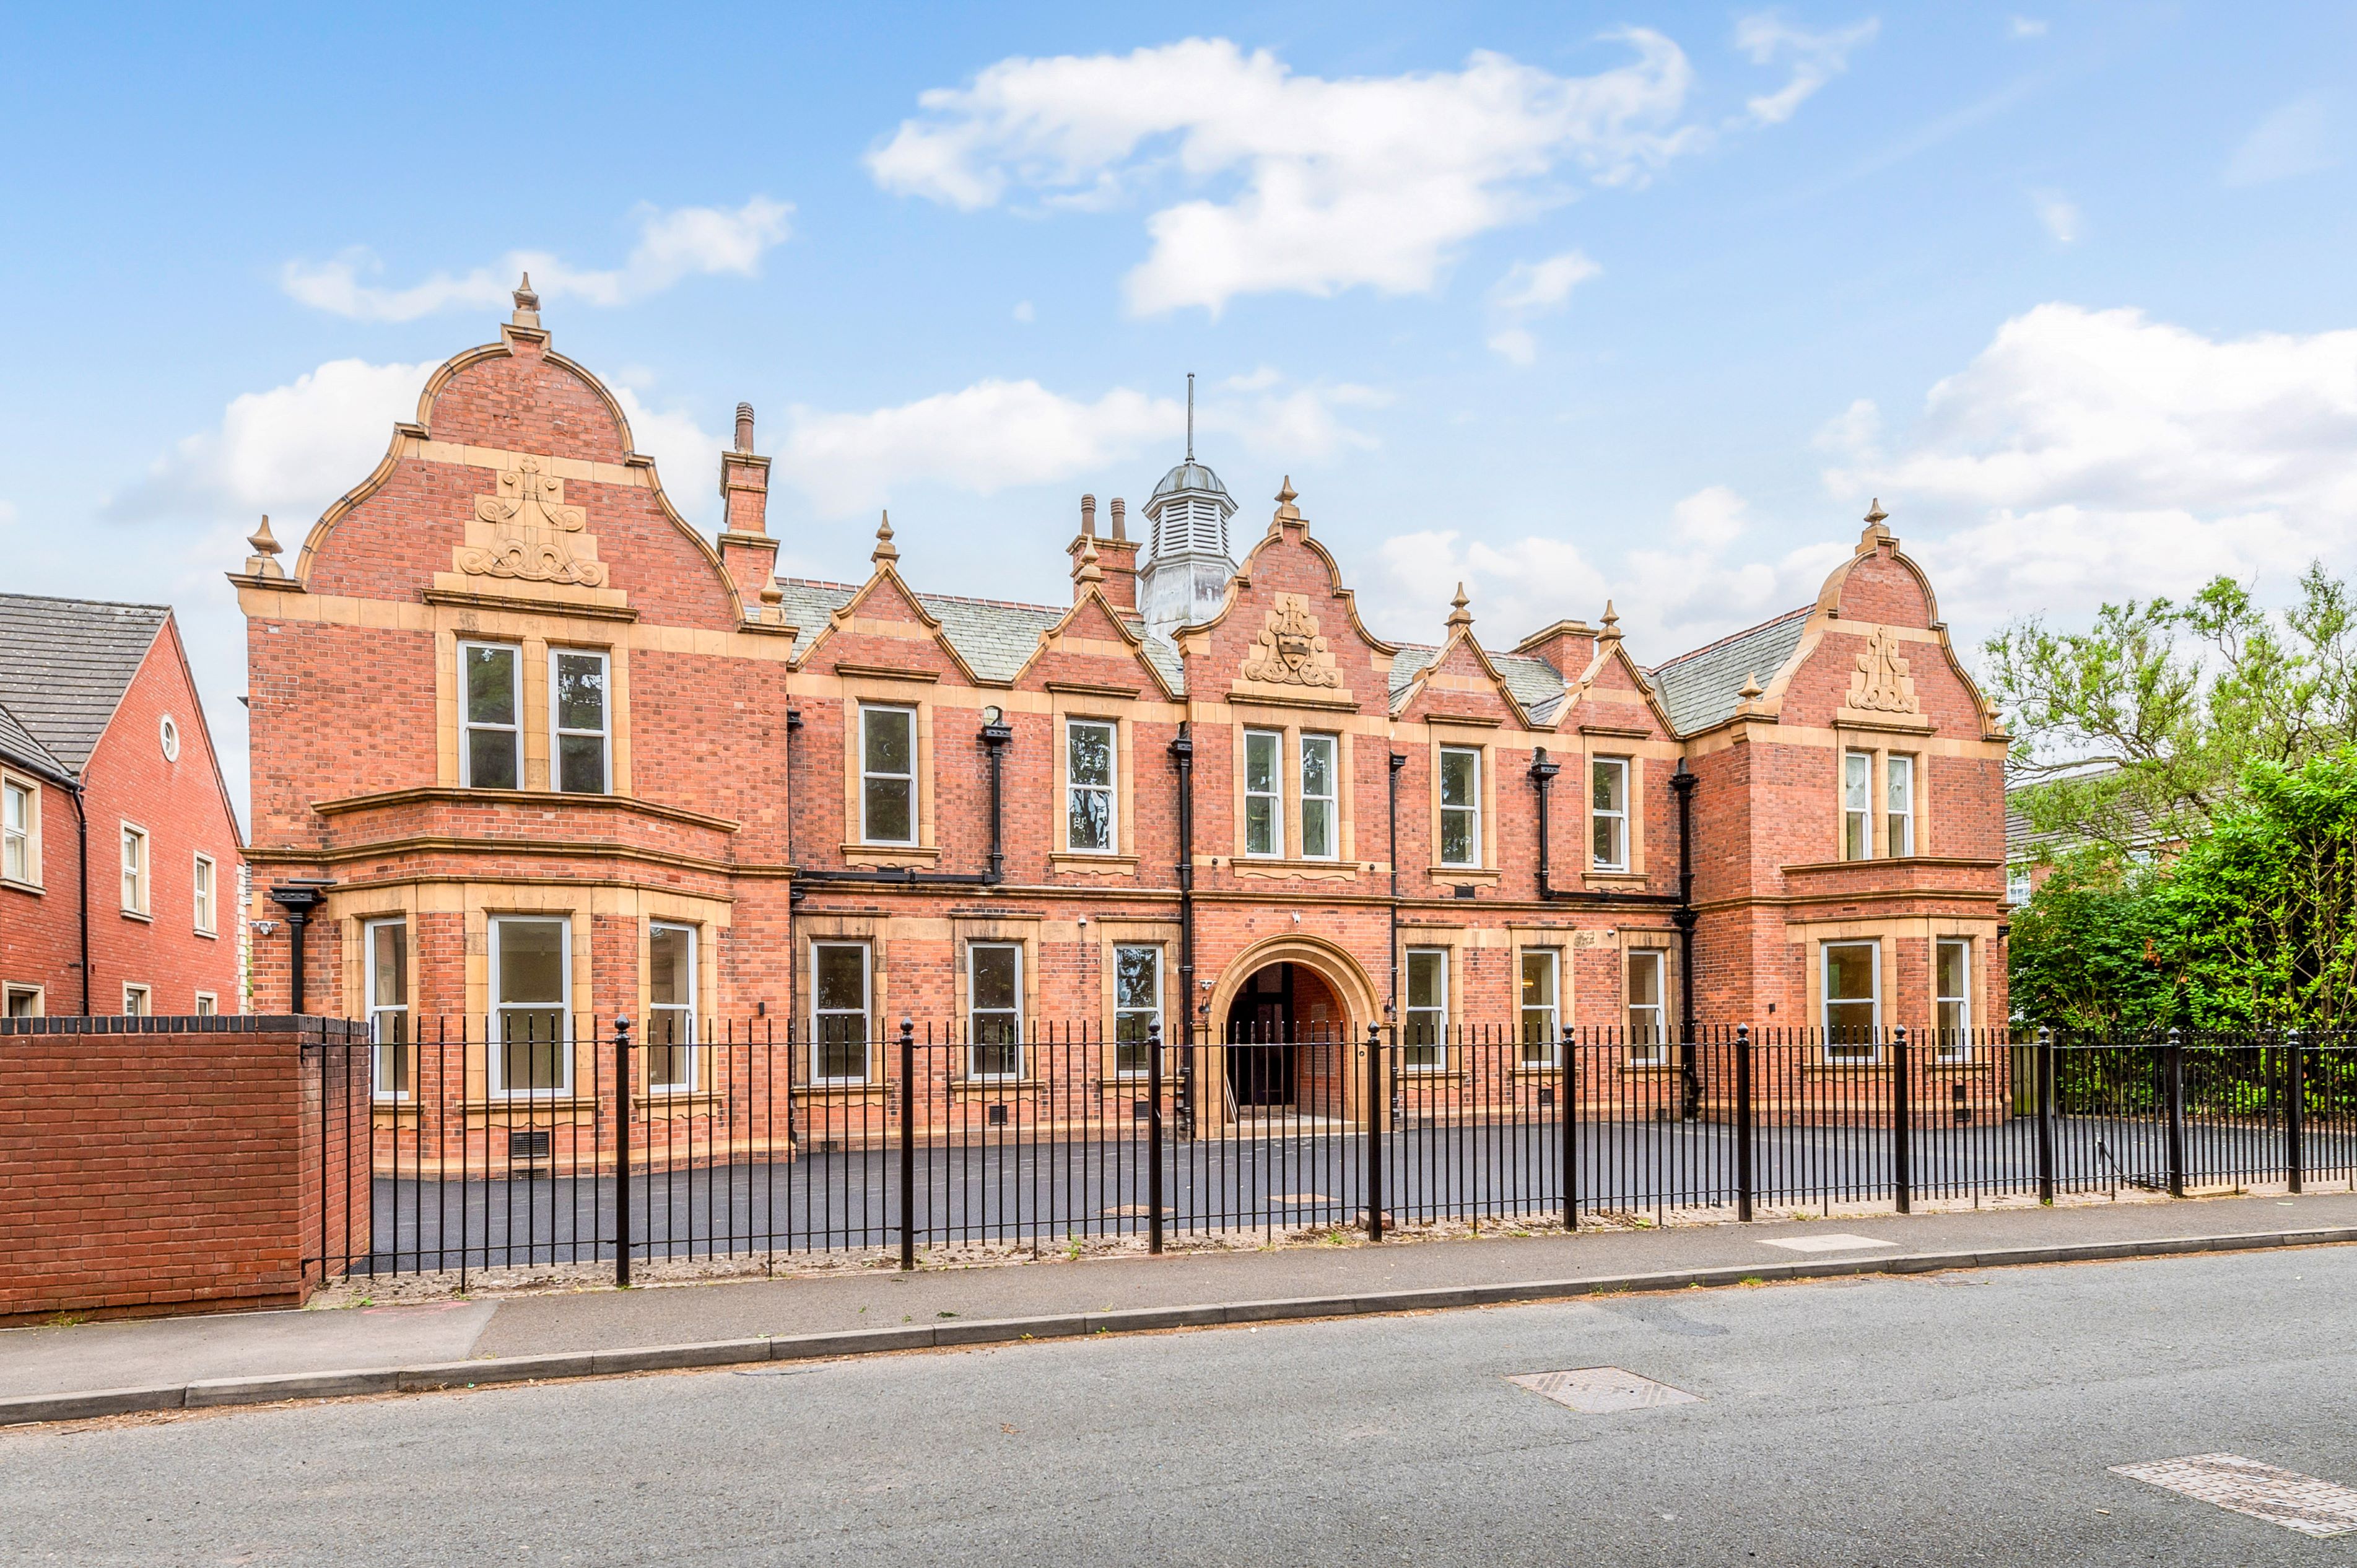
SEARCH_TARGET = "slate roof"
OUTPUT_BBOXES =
[1644,607,1813,736]
[0,593,171,778]
[0,698,71,783]
[775,579,1185,692]
[1388,646,1569,723]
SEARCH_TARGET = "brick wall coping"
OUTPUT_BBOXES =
[0,1014,368,1040]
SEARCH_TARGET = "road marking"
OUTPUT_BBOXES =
[2111,1455,2357,1538]
[1758,1232,1897,1253]
[1507,1367,1701,1414]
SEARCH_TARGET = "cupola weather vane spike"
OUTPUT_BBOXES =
[1185,372,1195,463]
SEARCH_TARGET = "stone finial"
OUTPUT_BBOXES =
[1738,671,1764,706]
[759,580,783,607]
[1599,599,1621,640]
[512,272,541,328]
[734,403,756,455]
[243,515,285,579]
[1080,494,1097,536]
[872,510,898,565]
[1076,538,1104,586]
[1109,497,1127,540]
[1865,497,1888,527]
[1273,476,1302,525]
[1862,497,1894,547]
[1447,581,1473,631]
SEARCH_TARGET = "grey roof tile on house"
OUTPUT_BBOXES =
[1387,646,1568,721]
[0,697,71,783]
[775,579,1185,692]
[1645,607,1813,736]
[0,593,170,777]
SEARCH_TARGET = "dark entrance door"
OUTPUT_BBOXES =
[1224,963,1297,1107]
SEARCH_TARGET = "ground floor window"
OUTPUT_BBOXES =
[1518,949,1559,1066]
[3,984,39,1017]
[1823,939,1880,1062]
[366,917,409,1097]
[1626,949,1667,1065]
[647,922,697,1091]
[1404,948,1447,1071]
[968,942,1023,1079]
[122,983,150,1017]
[194,992,217,1016]
[811,943,871,1083]
[491,915,570,1095]
[1113,944,1161,1077]
[1935,939,1971,1061]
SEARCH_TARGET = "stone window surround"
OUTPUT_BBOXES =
[1092,917,1180,1081]
[798,912,888,1087]
[1052,705,1139,874]
[951,913,1042,1087]
[1,769,41,891]
[1425,725,1499,886]
[193,851,217,937]
[439,630,634,797]
[1582,740,1651,886]
[119,819,150,920]
[1227,716,1357,876]
[2,983,44,1018]
[1832,729,1932,863]
[1789,915,1995,1060]
[840,687,939,866]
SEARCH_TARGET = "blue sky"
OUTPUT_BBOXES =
[4,3,2355,811]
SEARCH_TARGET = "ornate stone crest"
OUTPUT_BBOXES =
[458,458,609,587]
[1242,593,1342,688]
[1846,625,1920,715]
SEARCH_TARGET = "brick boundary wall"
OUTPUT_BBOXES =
[0,1015,372,1325]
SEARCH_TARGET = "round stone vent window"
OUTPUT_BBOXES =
[159,714,181,762]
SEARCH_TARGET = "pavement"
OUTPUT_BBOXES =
[7,1241,2356,1565]
[4,1188,2356,1426]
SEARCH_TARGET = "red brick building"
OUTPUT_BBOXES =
[0,596,245,1017]
[236,285,2009,1115]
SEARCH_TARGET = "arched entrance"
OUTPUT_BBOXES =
[1222,960,1346,1107]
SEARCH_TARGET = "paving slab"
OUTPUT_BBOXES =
[0,1299,494,1400]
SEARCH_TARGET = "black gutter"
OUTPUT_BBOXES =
[1525,746,1682,907]
[66,780,90,1016]
[1387,750,1405,1021]
[1169,722,1196,1135]
[788,709,1012,890]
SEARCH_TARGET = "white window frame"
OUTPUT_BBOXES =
[158,713,181,762]
[1935,938,1972,1062]
[1299,732,1339,861]
[2007,866,2033,907]
[1626,948,1668,1066]
[122,983,150,1017]
[1065,717,1117,855]
[1842,751,1873,861]
[3,983,41,1018]
[2,775,36,887]
[967,941,1026,1081]
[364,917,410,1100]
[1113,943,1162,1078]
[1403,947,1447,1072]
[489,914,573,1099]
[1242,728,1281,858]
[1518,948,1559,1066]
[1822,939,1881,1063]
[192,852,216,935]
[647,921,698,1091]
[549,647,612,796]
[1439,746,1481,868]
[120,822,149,916]
[1887,753,1915,858]
[859,705,918,845]
[459,641,523,791]
[1592,757,1629,873]
[810,941,873,1085]
[194,991,217,1016]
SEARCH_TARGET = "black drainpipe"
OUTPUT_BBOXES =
[1387,750,1405,1021]
[1670,759,1701,1119]
[1169,723,1196,1134]
[66,779,90,1016]
[791,708,1011,889]
[1526,747,1681,908]
[269,881,329,1014]
[785,708,803,1035]
[981,707,1011,882]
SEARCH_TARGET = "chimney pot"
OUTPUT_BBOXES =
[1081,493,1097,536]
[1110,497,1126,541]
[734,403,756,455]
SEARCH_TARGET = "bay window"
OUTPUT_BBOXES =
[552,648,611,795]
[490,915,570,1095]
[461,642,522,790]
[647,922,696,1090]
[1823,940,1880,1062]
[1842,751,1873,860]
[1935,938,1971,1061]
[365,918,409,1098]
[1887,754,1915,857]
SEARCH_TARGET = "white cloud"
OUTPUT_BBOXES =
[2008,16,2048,38]
[1732,13,1880,126]
[775,370,1382,516]
[1814,396,1882,457]
[614,389,725,525]
[1823,303,2357,629]
[1671,485,1751,548]
[2032,188,2082,245]
[282,197,793,321]
[2224,97,2335,188]
[869,34,1852,316]
[1485,250,1601,362]
[108,359,433,523]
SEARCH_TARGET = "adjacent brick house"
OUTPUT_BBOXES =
[0,596,245,1017]
[235,285,2009,1122]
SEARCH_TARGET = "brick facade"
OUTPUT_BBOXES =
[236,293,2010,1131]
[0,606,244,1020]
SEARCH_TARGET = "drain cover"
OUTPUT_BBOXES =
[2112,1455,2357,1538]
[1509,1367,1700,1413]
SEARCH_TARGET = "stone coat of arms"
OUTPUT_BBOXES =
[1242,593,1343,688]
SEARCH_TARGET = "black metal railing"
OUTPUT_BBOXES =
[304,1019,2357,1286]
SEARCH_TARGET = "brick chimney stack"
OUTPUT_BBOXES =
[1073,493,1139,611]
[718,402,780,621]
